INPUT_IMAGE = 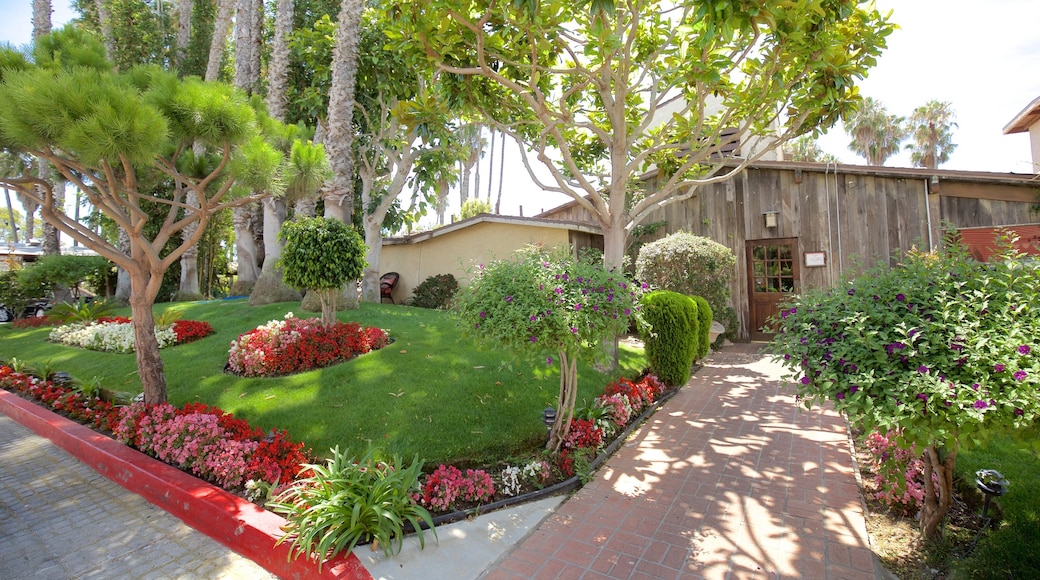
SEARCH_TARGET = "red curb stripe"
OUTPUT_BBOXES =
[0,390,372,580]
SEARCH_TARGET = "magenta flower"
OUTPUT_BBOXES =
[917,365,929,374]
[505,296,513,303]
[530,336,537,343]
[994,363,1005,373]
[895,293,906,302]
[1019,345,1031,355]
[479,311,486,318]
[1014,370,1028,381]
[973,400,988,409]
[546,356,553,365]
[800,376,811,385]
[1014,408,1024,416]
[574,304,581,311]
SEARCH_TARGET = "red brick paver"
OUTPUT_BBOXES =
[484,343,879,579]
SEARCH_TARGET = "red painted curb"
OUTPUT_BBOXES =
[0,390,372,580]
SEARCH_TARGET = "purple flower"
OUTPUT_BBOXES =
[800,376,811,385]
[973,400,988,409]
[479,311,486,318]
[570,327,578,334]
[917,365,929,374]
[546,356,553,365]
[574,304,581,311]
[530,336,537,343]
[623,308,631,316]
[849,385,859,395]
[847,288,855,296]
[1014,408,1024,417]
[916,393,928,401]
[1014,370,1028,381]
[836,392,845,400]
[529,315,537,321]
[972,383,980,391]
[505,296,513,303]
[1019,345,1031,355]
[872,295,880,301]
[554,287,563,294]
[994,363,1006,373]
[895,293,906,302]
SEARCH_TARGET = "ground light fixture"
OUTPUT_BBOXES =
[975,469,1008,518]
[542,407,557,441]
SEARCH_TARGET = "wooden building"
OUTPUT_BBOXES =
[537,161,1040,340]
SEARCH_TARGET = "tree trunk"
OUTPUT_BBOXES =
[249,197,301,305]
[4,188,19,243]
[177,188,201,298]
[94,0,117,61]
[229,204,259,293]
[548,350,579,453]
[233,0,254,91]
[495,131,505,213]
[129,277,167,405]
[40,175,61,255]
[175,0,192,64]
[265,0,293,122]
[205,0,234,83]
[920,443,957,539]
[114,228,132,302]
[321,0,363,223]
[33,0,51,40]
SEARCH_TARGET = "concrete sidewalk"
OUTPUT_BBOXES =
[0,413,276,580]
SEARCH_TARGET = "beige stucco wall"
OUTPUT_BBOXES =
[378,221,573,303]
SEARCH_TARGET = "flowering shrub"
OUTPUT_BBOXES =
[113,402,310,492]
[0,366,122,431]
[521,460,552,487]
[863,430,927,516]
[416,465,496,512]
[453,245,643,451]
[562,418,604,450]
[594,393,635,431]
[500,466,522,496]
[12,315,56,328]
[771,236,1040,538]
[603,375,664,411]
[48,317,213,353]
[226,313,389,377]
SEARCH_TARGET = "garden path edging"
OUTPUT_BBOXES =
[0,389,371,580]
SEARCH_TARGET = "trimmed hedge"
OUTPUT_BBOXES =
[641,291,698,387]
[692,295,712,360]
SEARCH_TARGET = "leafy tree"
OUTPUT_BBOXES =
[785,135,840,164]
[906,100,957,169]
[17,254,113,301]
[388,0,894,271]
[279,216,367,326]
[453,245,643,452]
[845,97,906,166]
[770,235,1040,539]
[635,231,735,330]
[0,39,284,404]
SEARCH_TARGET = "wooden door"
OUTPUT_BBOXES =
[746,238,799,341]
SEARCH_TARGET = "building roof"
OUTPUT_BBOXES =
[383,213,602,245]
[1004,96,1040,134]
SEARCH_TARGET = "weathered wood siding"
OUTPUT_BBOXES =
[540,165,1039,339]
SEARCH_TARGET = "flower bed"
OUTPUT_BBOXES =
[0,365,311,499]
[48,318,215,353]
[226,313,389,377]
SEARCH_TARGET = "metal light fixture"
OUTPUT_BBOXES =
[764,210,779,229]
[975,469,1008,518]
[542,407,557,439]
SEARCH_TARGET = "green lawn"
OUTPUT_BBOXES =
[0,299,646,467]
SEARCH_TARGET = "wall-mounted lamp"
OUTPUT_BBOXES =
[763,210,779,229]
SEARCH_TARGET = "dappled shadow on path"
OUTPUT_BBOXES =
[487,344,878,580]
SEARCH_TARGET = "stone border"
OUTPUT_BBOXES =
[0,389,371,580]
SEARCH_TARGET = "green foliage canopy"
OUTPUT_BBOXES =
[279,217,367,325]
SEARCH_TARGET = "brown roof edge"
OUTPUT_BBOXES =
[1004,96,1040,134]
[383,213,601,245]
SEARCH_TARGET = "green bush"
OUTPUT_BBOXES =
[691,295,712,360]
[640,290,698,387]
[409,273,459,309]
[269,446,435,566]
[635,231,735,338]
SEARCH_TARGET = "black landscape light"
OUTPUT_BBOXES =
[975,469,1008,519]
[542,407,557,440]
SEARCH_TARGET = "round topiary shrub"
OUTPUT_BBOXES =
[691,295,712,360]
[640,290,699,387]
[635,231,735,337]
[409,273,459,309]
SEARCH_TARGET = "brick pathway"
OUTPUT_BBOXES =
[483,343,881,579]
[0,413,276,580]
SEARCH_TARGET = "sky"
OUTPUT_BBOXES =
[2,0,1039,222]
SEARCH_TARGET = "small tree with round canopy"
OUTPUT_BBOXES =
[279,217,367,327]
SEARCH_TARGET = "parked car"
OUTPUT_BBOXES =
[0,297,52,322]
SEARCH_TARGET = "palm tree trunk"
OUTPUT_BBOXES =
[322,0,363,224]
[205,0,234,82]
[175,0,192,65]
[495,131,505,214]
[33,0,51,40]
[4,187,19,243]
[265,0,293,122]
[94,0,117,60]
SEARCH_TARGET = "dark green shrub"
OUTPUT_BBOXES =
[640,290,698,387]
[409,273,458,309]
[635,231,735,337]
[691,295,712,360]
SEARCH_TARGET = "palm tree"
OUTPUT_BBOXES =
[907,100,957,169]
[785,135,840,163]
[846,97,906,166]
[205,0,234,83]
[33,0,62,256]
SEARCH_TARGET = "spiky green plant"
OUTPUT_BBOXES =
[50,300,116,324]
